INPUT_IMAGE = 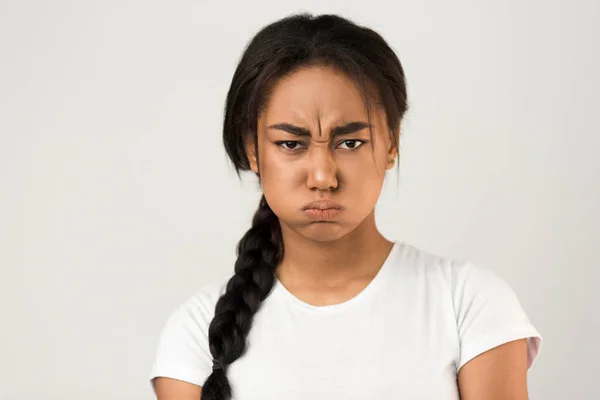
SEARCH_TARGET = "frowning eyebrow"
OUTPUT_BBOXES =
[267,121,372,137]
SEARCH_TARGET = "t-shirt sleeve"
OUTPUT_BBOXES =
[149,287,218,391]
[452,262,542,372]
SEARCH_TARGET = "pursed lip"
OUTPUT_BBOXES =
[301,200,344,211]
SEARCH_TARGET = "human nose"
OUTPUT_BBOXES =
[306,145,339,191]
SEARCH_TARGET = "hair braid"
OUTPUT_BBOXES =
[200,196,282,400]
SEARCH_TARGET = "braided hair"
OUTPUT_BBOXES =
[201,12,408,400]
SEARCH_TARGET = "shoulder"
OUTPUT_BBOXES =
[396,242,542,370]
[170,276,230,324]
[154,275,231,351]
[394,241,511,294]
[396,241,530,320]
[150,276,230,387]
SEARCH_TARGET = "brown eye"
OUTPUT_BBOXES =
[275,141,305,151]
[337,140,365,150]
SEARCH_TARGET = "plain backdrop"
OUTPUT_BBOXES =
[1,0,598,399]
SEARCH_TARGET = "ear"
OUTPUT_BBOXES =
[385,130,399,170]
[244,135,259,175]
[385,147,397,170]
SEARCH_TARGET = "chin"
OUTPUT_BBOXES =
[295,222,351,243]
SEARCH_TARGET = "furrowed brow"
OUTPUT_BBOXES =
[267,121,371,137]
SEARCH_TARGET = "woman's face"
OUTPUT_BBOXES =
[247,65,397,242]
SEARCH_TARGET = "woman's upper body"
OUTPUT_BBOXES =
[150,241,542,399]
[151,12,543,400]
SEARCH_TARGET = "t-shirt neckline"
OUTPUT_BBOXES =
[272,241,400,314]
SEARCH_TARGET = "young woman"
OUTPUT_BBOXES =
[150,13,542,400]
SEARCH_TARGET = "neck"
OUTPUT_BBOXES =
[274,210,393,289]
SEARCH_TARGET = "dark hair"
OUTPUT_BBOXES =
[202,13,408,399]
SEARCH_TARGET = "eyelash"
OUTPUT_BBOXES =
[275,140,367,152]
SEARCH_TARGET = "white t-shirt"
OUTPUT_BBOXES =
[150,241,542,399]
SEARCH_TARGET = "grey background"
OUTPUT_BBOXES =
[1,0,598,399]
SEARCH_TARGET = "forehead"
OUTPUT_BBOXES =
[261,65,368,124]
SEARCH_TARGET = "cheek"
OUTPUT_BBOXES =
[340,149,388,182]
[260,150,285,180]
[257,145,303,195]
[338,152,388,206]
